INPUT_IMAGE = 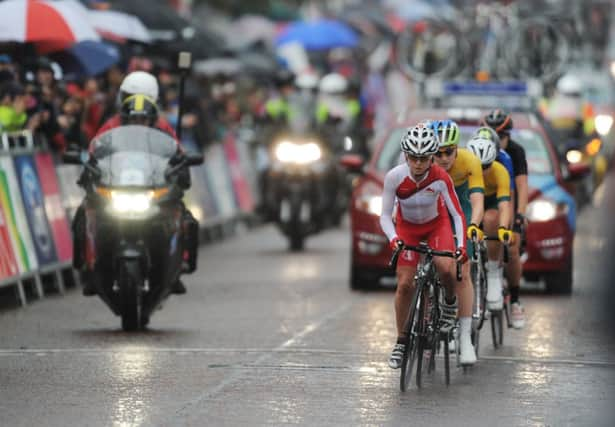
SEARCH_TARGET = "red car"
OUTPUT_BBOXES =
[343,108,587,294]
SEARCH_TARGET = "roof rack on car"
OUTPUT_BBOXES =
[424,78,543,112]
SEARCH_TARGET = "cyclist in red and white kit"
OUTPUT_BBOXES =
[380,123,476,368]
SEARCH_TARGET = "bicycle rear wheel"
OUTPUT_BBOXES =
[490,310,504,349]
[400,285,423,392]
[443,331,451,386]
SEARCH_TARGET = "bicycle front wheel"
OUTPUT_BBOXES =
[400,285,423,392]
[415,289,431,388]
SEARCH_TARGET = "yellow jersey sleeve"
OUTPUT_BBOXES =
[491,161,511,202]
[449,148,485,193]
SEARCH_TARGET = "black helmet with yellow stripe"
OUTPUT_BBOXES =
[120,94,158,126]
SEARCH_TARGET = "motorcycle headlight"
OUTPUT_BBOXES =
[595,115,613,136]
[526,197,568,222]
[111,191,153,213]
[274,141,322,164]
[96,188,166,219]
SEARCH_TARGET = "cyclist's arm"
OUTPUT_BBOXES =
[439,173,466,249]
[494,163,512,228]
[515,174,528,217]
[510,142,529,217]
[466,152,485,226]
[379,171,398,241]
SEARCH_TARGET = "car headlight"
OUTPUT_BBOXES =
[595,114,613,136]
[356,195,382,216]
[274,141,322,164]
[566,149,583,164]
[526,197,568,222]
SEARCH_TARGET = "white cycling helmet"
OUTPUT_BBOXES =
[318,73,348,94]
[400,123,439,156]
[118,71,159,105]
[556,73,582,96]
[466,136,498,166]
[295,72,319,90]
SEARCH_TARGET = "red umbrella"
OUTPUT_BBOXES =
[0,0,100,53]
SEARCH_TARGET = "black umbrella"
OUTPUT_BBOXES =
[109,0,227,59]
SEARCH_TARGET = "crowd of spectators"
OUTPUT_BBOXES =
[0,51,262,153]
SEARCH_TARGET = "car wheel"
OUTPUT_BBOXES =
[544,261,573,295]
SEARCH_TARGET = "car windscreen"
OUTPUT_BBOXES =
[375,127,407,172]
[511,129,553,175]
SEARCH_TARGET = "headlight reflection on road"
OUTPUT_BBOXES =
[112,349,153,427]
[524,308,556,360]
[354,301,396,423]
[282,260,319,281]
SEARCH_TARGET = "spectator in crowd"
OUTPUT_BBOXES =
[0,54,16,85]
[0,81,40,133]
[57,84,88,149]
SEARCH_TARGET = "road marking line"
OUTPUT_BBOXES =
[1,347,614,368]
[170,301,354,417]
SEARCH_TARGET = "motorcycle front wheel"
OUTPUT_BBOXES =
[119,260,144,331]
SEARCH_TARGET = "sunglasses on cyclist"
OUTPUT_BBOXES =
[406,154,432,163]
[435,147,456,158]
[482,163,492,171]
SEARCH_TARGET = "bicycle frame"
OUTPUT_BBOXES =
[390,241,461,389]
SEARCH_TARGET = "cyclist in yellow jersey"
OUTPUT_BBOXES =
[431,120,484,365]
[466,135,512,311]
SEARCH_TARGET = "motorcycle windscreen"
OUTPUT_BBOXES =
[90,125,177,188]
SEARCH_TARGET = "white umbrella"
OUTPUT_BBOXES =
[226,15,277,49]
[193,58,241,77]
[88,9,151,43]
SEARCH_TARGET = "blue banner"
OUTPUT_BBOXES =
[13,155,58,267]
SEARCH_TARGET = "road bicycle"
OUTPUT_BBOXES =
[394,2,574,83]
[470,234,512,352]
[389,242,462,391]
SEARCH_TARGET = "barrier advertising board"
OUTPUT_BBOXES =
[14,155,57,267]
[223,133,254,213]
[0,157,38,273]
[180,139,218,224]
[204,143,237,218]
[54,164,84,220]
[0,181,19,280]
[35,153,72,262]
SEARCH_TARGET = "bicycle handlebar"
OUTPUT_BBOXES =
[484,236,510,263]
[389,243,462,281]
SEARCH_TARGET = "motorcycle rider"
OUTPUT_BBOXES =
[96,71,178,140]
[73,89,198,296]
[315,72,362,155]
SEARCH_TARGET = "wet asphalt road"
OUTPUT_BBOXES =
[1,204,615,426]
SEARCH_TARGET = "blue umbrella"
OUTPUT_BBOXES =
[51,40,120,78]
[276,19,358,51]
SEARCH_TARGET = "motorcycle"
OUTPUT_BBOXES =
[63,125,203,331]
[265,132,344,251]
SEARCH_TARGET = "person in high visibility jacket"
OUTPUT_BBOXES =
[538,73,595,139]
[538,73,607,192]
